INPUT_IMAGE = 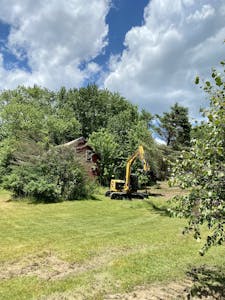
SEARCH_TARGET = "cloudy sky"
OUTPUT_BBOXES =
[0,0,224,117]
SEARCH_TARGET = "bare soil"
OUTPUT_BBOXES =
[0,247,145,281]
[105,280,193,300]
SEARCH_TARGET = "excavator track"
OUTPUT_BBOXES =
[110,192,148,200]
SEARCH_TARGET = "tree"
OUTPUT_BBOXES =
[139,109,153,129]
[63,85,137,138]
[107,108,139,147]
[88,129,120,186]
[0,86,81,145]
[170,62,225,254]
[155,103,191,149]
[0,86,52,141]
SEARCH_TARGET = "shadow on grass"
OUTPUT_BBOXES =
[148,192,164,197]
[5,198,13,202]
[28,195,102,205]
[6,194,102,204]
[187,265,225,299]
[146,200,171,217]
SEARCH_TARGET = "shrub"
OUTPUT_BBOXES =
[2,145,94,202]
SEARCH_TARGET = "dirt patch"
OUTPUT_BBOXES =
[0,251,77,280]
[40,279,214,300]
[0,247,145,281]
[104,280,197,300]
[149,181,187,201]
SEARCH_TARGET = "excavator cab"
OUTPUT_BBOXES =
[110,179,125,192]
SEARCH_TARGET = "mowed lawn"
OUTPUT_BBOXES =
[0,183,225,299]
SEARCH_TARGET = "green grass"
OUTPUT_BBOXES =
[0,183,225,299]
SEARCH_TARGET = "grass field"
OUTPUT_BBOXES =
[0,183,225,299]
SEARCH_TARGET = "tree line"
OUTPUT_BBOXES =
[0,84,191,201]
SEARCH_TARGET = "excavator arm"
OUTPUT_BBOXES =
[124,145,149,192]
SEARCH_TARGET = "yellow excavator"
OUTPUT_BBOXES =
[105,145,149,200]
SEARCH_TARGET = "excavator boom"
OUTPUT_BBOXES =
[124,145,149,192]
[106,145,149,200]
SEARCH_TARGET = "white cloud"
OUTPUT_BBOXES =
[104,0,225,117]
[186,4,215,22]
[0,0,110,89]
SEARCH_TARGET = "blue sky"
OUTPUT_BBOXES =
[0,0,224,116]
[0,21,31,71]
[80,0,149,83]
[0,0,148,73]
[95,0,149,65]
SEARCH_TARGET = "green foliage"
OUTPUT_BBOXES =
[88,129,120,185]
[0,86,51,141]
[127,120,159,183]
[170,62,225,254]
[62,85,136,138]
[0,83,165,195]
[155,103,191,149]
[0,138,15,182]
[155,144,180,181]
[0,86,86,201]
[0,86,81,145]
[2,144,92,202]
[191,122,208,141]
[107,107,139,145]
[46,107,81,145]
[89,110,161,185]
[139,109,153,129]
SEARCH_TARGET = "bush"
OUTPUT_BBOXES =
[2,146,94,202]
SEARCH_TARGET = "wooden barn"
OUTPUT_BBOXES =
[60,137,99,179]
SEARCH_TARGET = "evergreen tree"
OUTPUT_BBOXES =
[155,103,191,149]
